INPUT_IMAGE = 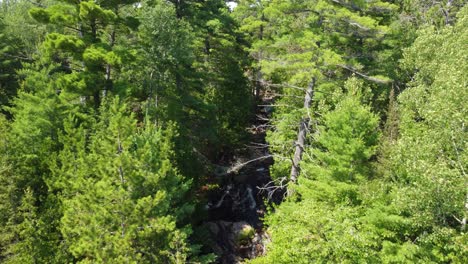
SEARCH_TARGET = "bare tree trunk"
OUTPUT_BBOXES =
[290,77,315,183]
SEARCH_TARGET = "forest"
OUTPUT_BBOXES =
[0,0,466,263]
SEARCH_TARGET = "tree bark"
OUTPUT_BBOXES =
[290,77,315,183]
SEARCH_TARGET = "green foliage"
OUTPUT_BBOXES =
[1,0,467,263]
[378,6,468,261]
[306,79,380,183]
[0,0,48,58]
[0,16,25,113]
[136,0,202,127]
[252,201,382,264]
[0,64,74,262]
[191,0,253,149]
[235,0,399,182]
[136,0,253,181]
[253,79,381,263]
[254,4,468,264]
[55,98,194,263]
[29,0,139,108]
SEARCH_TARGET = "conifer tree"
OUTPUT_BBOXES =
[0,2,142,257]
[29,0,139,109]
[251,78,381,263]
[164,0,253,150]
[55,98,194,263]
[0,17,23,113]
[0,64,74,262]
[378,7,468,261]
[304,78,380,184]
[235,0,397,185]
[136,0,211,178]
[137,0,253,179]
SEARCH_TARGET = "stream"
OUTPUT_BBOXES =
[202,96,284,263]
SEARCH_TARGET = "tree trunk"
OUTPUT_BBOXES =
[289,77,315,183]
[254,14,265,100]
[104,8,117,98]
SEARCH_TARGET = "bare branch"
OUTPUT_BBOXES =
[331,0,362,11]
[269,93,304,99]
[338,64,392,84]
[1,53,33,61]
[64,25,83,33]
[261,81,307,91]
[246,124,276,133]
[258,104,296,108]
[283,9,320,16]
[214,155,274,177]
[258,177,289,201]
[348,21,371,31]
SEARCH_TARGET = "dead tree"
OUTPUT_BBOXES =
[290,77,315,183]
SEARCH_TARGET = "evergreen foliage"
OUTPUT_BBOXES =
[55,98,193,263]
[0,0,466,263]
[29,0,140,109]
[248,3,468,263]
[251,78,381,263]
[0,18,23,112]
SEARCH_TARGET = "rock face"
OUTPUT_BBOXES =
[204,221,269,264]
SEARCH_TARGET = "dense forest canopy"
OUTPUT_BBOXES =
[0,0,466,263]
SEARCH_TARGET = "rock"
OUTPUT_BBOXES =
[232,221,255,246]
[233,172,248,183]
[204,221,257,262]
[205,222,220,236]
[250,232,269,258]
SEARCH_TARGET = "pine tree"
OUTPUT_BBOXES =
[29,0,139,109]
[376,7,468,262]
[305,78,380,184]
[235,0,397,185]
[137,0,253,180]
[5,188,38,264]
[136,0,210,179]
[163,0,253,151]
[251,78,381,263]
[0,17,23,113]
[0,64,74,262]
[55,98,194,263]
[0,2,142,257]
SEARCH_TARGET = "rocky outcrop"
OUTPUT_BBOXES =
[203,221,270,264]
[202,95,280,263]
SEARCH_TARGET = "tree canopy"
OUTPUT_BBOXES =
[0,0,466,263]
